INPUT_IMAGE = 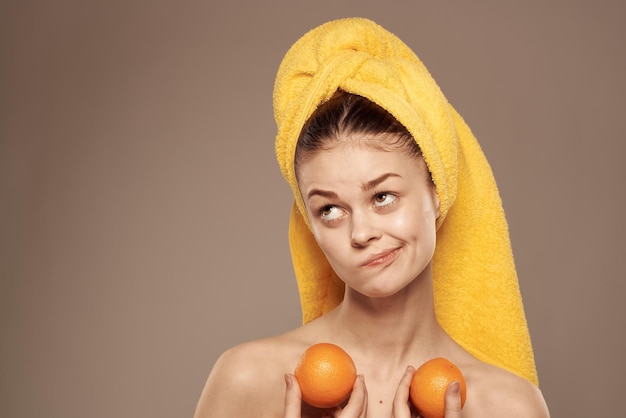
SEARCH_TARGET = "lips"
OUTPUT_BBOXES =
[361,247,401,267]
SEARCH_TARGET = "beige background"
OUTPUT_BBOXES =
[2,1,625,417]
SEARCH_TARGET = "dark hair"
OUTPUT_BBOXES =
[294,92,422,176]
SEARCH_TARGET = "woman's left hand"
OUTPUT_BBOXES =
[391,366,415,418]
[441,381,464,418]
[392,366,464,418]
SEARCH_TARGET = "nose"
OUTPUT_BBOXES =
[350,210,381,248]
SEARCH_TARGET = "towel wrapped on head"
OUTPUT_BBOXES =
[273,17,538,385]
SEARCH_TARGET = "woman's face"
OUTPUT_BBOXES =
[297,138,440,298]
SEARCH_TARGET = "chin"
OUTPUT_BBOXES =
[356,280,408,299]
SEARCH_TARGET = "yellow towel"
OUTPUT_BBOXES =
[273,17,538,385]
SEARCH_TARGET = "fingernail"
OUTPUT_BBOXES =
[284,374,292,388]
[448,381,460,395]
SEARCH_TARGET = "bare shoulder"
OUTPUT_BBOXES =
[193,332,311,418]
[463,361,550,418]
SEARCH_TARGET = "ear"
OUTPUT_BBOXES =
[432,188,441,219]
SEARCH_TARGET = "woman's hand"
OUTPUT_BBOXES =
[283,374,302,417]
[442,381,464,418]
[283,374,368,418]
[391,366,415,418]
[284,368,462,418]
[392,366,463,418]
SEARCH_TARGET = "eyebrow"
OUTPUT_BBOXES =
[306,173,400,200]
[363,172,400,192]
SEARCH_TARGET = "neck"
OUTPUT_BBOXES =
[327,265,448,370]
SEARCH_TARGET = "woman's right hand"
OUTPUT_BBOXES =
[284,373,368,418]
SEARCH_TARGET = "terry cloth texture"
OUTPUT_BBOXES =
[273,17,538,385]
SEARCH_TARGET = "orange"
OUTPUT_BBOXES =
[409,357,467,418]
[294,342,357,408]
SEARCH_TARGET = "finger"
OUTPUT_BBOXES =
[283,374,302,418]
[392,366,415,418]
[337,374,368,417]
[444,381,463,418]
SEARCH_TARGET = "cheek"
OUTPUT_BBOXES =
[391,206,437,243]
[390,213,412,235]
[390,208,418,231]
[311,225,344,260]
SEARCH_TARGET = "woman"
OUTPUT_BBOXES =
[194,18,550,418]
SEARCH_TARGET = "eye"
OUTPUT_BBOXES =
[373,192,397,207]
[320,205,345,221]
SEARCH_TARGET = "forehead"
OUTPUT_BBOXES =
[296,141,428,191]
